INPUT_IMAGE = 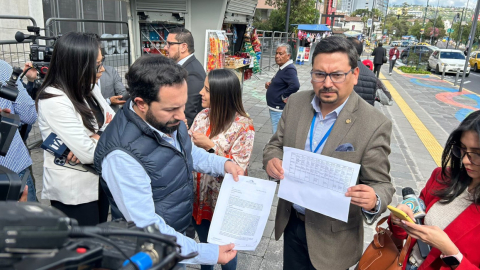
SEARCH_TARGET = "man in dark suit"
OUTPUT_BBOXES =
[371,42,387,77]
[166,28,205,127]
[263,36,395,269]
[99,65,127,112]
[347,37,377,106]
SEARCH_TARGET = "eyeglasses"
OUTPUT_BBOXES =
[96,56,105,73]
[310,69,354,83]
[451,144,480,165]
[165,41,184,48]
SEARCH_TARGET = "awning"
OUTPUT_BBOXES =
[296,24,331,32]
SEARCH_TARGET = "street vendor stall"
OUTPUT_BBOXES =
[294,24,331,64]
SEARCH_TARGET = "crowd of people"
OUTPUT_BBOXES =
[0,28,479,270]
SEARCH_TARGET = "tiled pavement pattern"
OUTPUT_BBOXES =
[28,61,465,269]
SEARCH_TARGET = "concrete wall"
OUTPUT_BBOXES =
[0,0,45,42]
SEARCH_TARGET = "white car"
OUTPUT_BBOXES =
[428,49,470,77]
[390,40,402,46]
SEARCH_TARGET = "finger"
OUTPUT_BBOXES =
[114,95,123,99]
[347,184,371,192]
[267,165,282,179]
[2,108,11,113]
[19,185,28,202]
[230,165,239,182]
[273,159,284,174]
[67,151,74,162]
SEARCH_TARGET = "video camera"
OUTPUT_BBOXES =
[0,202,195,269]
[15,26,56,89]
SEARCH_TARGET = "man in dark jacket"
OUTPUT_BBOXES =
[371,42,386,77]
[265,43,300,133]
[166,28,205,127]
[95,55,242,266]
[347,37,377,105]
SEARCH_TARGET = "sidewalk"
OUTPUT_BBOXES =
[28,60,473,269]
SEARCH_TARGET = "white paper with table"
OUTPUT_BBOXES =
[278,146,361,222]
[207,174,276,251]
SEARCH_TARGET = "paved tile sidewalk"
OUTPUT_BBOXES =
[28,61,466,270]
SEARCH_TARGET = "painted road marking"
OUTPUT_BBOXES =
[380,73,443,167]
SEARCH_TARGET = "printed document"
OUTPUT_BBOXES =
[207,174,276,251]
[278,147,360,222]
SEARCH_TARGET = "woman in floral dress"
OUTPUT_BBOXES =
[189,69,255,270]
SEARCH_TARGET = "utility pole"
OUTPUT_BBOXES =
[431,0,440,44]
[383,0,389,34]
[457,0,470,49]
[459,0,480,92]
[421,0,429,43]
[369,0,377,42]
[285,0,291,33]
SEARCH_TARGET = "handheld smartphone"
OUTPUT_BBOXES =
[54,156,88,172]
[388,205,415,223]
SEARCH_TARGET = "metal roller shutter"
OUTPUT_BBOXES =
[136,0,187,13]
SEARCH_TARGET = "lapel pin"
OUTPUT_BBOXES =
[346,119,351,124]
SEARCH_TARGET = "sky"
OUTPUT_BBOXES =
[389,0,477,8]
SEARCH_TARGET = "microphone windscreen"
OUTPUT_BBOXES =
[402,187,415,198]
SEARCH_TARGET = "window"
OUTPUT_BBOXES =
[476,53,480,59]
[439,52,465,60]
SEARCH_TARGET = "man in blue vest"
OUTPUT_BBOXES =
[94,55,241,266]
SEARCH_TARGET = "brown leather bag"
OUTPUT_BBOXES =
[356,217,412,270]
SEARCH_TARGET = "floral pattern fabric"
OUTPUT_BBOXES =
[189,108,255,225]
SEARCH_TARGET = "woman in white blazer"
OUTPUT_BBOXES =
[36,32,115,226]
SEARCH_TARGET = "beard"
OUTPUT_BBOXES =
[317,87,339,104]
[145,108,180,134]
[168,49,181,62]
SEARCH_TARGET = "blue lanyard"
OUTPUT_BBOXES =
[309,113,335,153]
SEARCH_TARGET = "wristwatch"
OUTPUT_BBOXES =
[441,252,463,266]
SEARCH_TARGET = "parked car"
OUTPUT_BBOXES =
[417,42,430,45]
[390,40,402,46]
[428,49,470,76]
[468,51,480,72]
[401,40,410,47]
[400,45,439,63]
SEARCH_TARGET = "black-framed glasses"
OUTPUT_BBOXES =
[310,69,354,83]
[166,41,184,48]
[451,144,480,165]
[96,56,105,73]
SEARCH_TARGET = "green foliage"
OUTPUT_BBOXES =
[408,20,423,40]
[351,8,382,19]
[254,0,320,31]
[399,66,431,74]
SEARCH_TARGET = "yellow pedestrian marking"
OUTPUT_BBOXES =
[380,73,443,166]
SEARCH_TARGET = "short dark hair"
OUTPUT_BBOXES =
[346,37,363,57]
[169,27,195,54]
[125,54,188,104]
[312,36,358,69]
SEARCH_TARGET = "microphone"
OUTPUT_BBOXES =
[401,187,431,258]
[401,187,426,224]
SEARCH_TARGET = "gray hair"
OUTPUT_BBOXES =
[276,43,292,55]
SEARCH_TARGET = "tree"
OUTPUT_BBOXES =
[255,0,320,31]
[351,8,382,19]
[408,20,423,39]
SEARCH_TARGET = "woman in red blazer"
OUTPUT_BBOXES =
[388,110,480,270]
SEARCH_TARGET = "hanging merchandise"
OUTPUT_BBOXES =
[233,26,238,44]
[205,30,229,72]
[243,26,260,74]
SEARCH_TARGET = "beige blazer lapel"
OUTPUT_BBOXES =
[321,92,359,156]
[294,91,316,149]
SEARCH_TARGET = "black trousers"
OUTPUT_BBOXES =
[51,183,109,226]
[374,64,382,77]
[283,210,316,270]
[284,210,350,270]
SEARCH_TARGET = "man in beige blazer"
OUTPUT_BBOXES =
[263,36,395,270]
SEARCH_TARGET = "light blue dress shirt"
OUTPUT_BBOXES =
[0,60,37,173]
[292,96,380,218]
[101,101,227,265]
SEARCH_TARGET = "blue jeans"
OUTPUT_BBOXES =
[18,168,37,202]
[406,262,419,270]
[269,109,283,134]
[192,218,238,270]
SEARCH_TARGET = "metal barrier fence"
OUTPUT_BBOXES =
[45,18,131,85]
[256,30,289,75]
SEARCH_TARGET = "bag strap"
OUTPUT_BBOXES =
[375,216,389,233]
[398,236,412,267]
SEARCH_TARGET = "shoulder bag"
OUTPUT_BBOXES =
[355,217,412,270]
[382,49,388,64]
